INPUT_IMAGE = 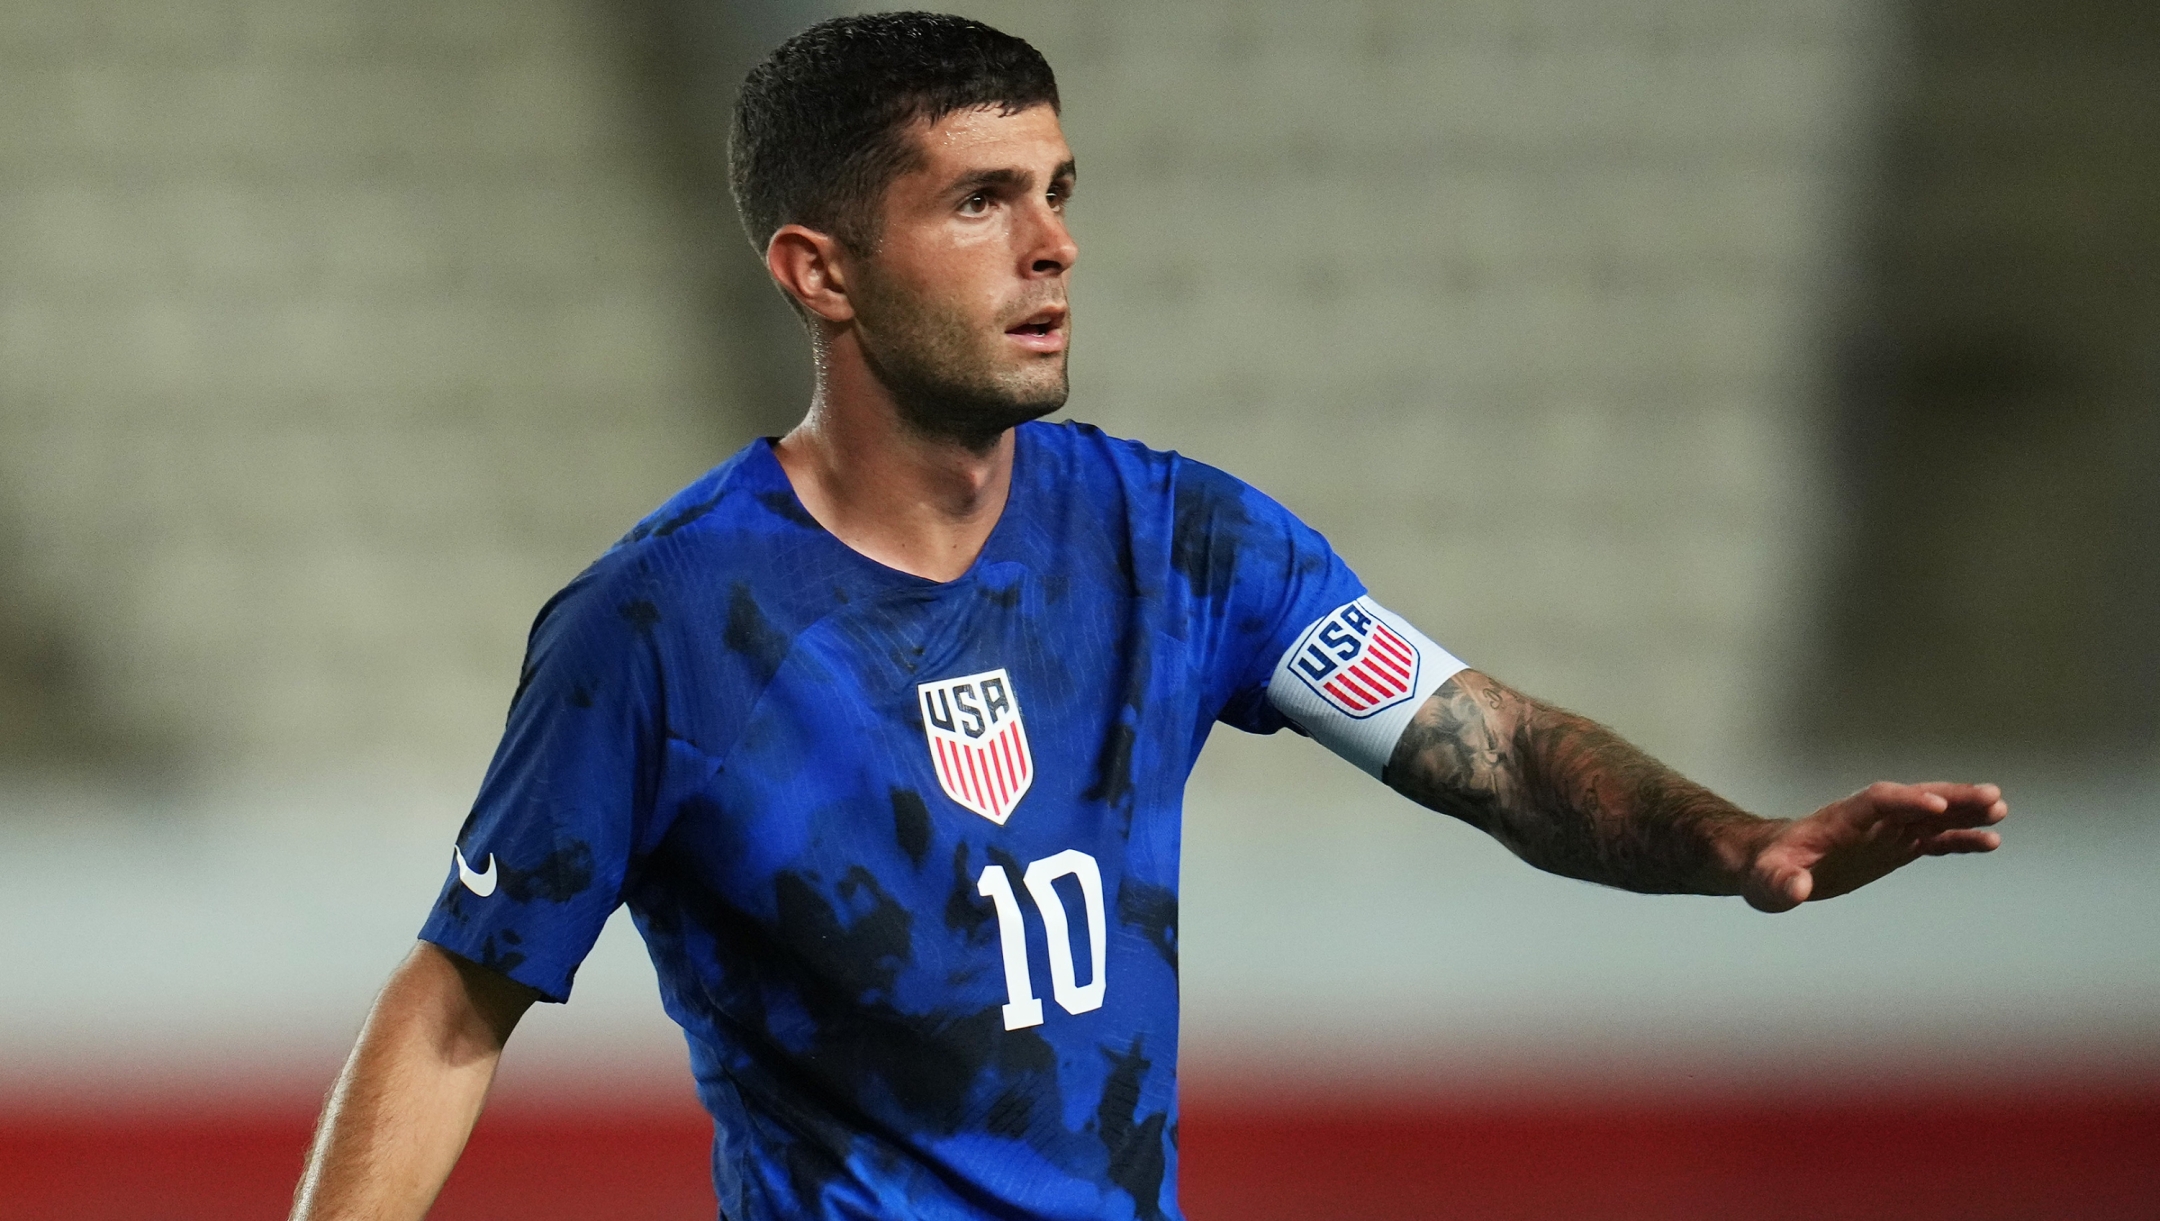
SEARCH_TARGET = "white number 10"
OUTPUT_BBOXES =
[976,849,1107,1031]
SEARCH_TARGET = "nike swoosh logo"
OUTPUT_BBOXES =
[456,847,498,897]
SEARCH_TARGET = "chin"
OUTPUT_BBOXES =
[895,380,1065,450]
[996,367,1070,419]
[865,318,1071,447]
[880,348,1061,443]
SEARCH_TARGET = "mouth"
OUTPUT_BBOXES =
[1004,305,1067,354]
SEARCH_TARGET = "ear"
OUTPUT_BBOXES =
[765,224,855,323]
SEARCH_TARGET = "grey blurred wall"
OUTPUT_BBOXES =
[1809,0,2160,761]
[5,0,2156,1094]
[1,0,1893,793]
[962,0,1879,782]
[0,0,753,785]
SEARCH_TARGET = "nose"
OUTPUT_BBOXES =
[1025,205,1078,278]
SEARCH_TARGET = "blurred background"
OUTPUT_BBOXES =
[2,1,2155,1218]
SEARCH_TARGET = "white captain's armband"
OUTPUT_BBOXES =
[1265,597,1466,778]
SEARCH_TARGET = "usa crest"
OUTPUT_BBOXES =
[1286,599,1422,718]
[918,668,1034,824]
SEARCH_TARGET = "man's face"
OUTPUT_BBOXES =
[847,104,1077,449]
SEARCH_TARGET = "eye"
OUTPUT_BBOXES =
[959,192,990,216]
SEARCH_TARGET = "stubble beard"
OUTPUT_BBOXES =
[852,270,1069,453]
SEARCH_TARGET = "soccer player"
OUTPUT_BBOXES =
[289,14,2008,1221]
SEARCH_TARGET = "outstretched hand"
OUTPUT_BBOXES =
[1743,782,2007,913]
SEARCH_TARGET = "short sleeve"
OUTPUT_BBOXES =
[418,561,667,1002]
[1169,456,1368,735]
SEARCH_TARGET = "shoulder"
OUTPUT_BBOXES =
[1030,420,1295,529]
[609,438,798,554]
[534,439,815,637]
[1027,421,1329,600]
[1022,418,1162,479]
[1024,418,1257,501]
[607,438,828,583]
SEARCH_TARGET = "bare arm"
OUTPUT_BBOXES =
[291,941,539,1221]
[1383,670,2006,910]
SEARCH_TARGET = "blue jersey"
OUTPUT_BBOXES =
[421,421,1365,1220]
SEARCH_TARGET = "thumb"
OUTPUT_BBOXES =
[1748,864,1813,913]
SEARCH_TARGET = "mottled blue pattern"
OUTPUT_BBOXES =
[421,421,1364,1220]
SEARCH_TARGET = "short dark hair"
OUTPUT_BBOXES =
[729,12,1060,257]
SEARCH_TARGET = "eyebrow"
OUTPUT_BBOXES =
[948,159,1079,198]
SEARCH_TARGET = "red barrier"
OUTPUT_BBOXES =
[4,1084,2155,1220]
[0,1099,717,1221]
[1180,1089,2160,1221]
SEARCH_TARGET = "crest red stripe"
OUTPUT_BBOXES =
[1337,668,1387,704]
[988,744,1011,811]
[1353,658,1406,693]
[1348,665,1397,698]
[991,729,1016,796]
[969,745,989,810]
[934,738,958,797]
[950,738,976,808]
[950,739,976,803]
[984,744,1009,811]
[1371,629,1414,665]
[1365,636,1410,670]
[1370,635,1414,670]
[995,729,1016,791]
[1324,679,1370,709]
[967,743,989,808]
[951,741,977,810]
[1370,667,1405,698]
[1364,648,1410,683]
[1011,719,1031,778]
[938,737,958,804]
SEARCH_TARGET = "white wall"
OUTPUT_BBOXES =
[2,0,1875,781]
[970,0,1880,773]
[0,0,735,785]
[5,769,2155,1098]
[5,1,2152,1095]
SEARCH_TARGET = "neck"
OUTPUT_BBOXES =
[773,336,1015,583]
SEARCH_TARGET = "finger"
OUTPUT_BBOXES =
[1853,782,2006,830]
[1900,796,2009,833]
[1919,828,2002,855]
[1908,781,2006,811]
[1853,781,1951,815]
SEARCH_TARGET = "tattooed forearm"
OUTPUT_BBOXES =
[1382,671,1778,895]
